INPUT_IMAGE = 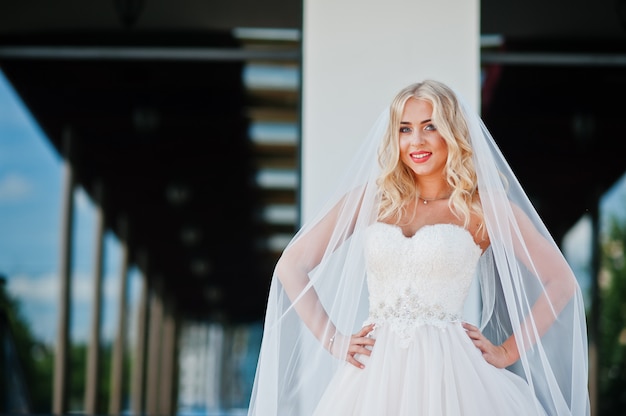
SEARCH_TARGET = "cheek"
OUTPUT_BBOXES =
[432,136,448,153]
[398,137,411,154]
[438,143,448,157]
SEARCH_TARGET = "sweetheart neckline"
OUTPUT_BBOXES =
[372,222,483,252]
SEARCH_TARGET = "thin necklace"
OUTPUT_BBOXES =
[418,194,451,205]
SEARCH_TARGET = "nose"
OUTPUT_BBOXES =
[409,130,425,145]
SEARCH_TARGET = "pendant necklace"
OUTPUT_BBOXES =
[418,194,451,205]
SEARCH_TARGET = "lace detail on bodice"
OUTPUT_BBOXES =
[365,222,482,346]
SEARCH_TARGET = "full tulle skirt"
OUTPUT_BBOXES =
[313,322,545,416]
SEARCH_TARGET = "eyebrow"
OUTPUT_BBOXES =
[400,118,432,125]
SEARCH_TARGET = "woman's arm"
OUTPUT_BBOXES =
[466,201,579,368]
[274,187,375,364]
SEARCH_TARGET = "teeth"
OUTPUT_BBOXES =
[412,153,430,159]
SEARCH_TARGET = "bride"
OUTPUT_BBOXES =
[248,80,590,415]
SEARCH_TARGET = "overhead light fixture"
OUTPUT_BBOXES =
[180,226,203,246]
[165,183,191,205]
[204,285,223,303]
[132,107,160,134]
[190,258,212,277]
[232,28,301,42]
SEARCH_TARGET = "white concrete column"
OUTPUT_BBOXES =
[85,181,105,415]
[158,298,177,415]
[301,0,480,220]
[301,0,481,322]
[53,127,75,415]
[109,216,129,415]
[145,278,164,416]
[131,252,150,416]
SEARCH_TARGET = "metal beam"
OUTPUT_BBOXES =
[481,51,626,66]
[0,46,300,62]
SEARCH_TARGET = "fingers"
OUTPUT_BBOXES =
[463,322,488,352]
[462,322,479,334]
[462,322,484,342]
[354,334,376,347]
[462,322,477,330]
[346,345,372,369]
[357,323,376,337]
[462,322,507,368]
[347,354,365,369]
[346,324,377,369]
[353,324,376,350]
[350,343,374,356]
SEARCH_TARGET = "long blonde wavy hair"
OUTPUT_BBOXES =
[377,80,483,228]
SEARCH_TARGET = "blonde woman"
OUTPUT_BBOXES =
[249,80,589,415]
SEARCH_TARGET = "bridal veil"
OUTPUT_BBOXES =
[248,80,590,416]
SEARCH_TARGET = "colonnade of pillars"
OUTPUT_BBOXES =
[52,128,179,415]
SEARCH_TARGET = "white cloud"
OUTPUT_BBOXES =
[0,173,33,202]
[8,271,119,304]
[8,272,58,301]
[7,271,126,343]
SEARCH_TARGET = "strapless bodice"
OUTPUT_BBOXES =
[365,222,482,342]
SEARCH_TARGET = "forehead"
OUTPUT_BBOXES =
[401,98,433,120]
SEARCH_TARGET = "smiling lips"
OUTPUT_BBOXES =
[410,151,432,163]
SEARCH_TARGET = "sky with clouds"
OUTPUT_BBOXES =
[0,69,141,345]
[1,67,625,347]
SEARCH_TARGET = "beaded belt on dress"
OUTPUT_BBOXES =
[366,295,462,347]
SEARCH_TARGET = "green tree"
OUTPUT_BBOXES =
[1,278,128,414]
[68,341,116,413]
[0,277,54,413]
[598,218,626,414]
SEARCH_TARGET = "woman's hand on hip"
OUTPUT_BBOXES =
[336,323,376,369]
[462,322,514,368]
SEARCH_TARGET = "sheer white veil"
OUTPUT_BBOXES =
[248,80,590,416]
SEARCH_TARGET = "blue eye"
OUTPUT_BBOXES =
[424,124,437,131]
[399,127,412,133]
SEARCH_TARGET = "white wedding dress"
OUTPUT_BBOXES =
[313,222,545,415]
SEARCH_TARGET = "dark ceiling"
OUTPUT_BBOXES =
[1,1,626,323]
[0,33,272,321]
[0,1,302,323]
[481,56,626,240]
[481,1,626,242]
